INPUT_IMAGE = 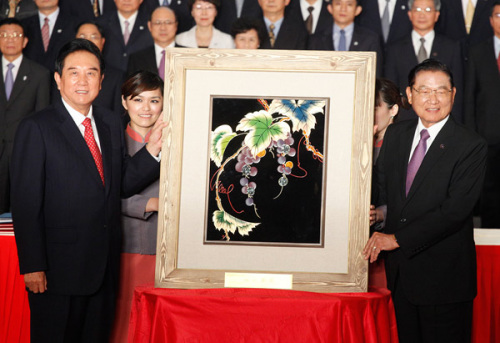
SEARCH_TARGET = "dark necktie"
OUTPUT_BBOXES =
[417,37,427,63]
[338,29,346,51]
[158,50,166,81]
[305,6,314,35]
[83,118,105,185]
[406,129,430,196]
[269,24,275,47]
[5,63,14,100]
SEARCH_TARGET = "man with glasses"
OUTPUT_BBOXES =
[464,1,500,229]
[364,59,486,342]
[0,17,50,214]
[384,0,463,122]
[140,0,193,33]
[97,0,153,71]
[127,6,178,78]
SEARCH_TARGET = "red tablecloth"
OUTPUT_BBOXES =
[128,286,399,343]
[472,245,500,343]
[0,235,30,343]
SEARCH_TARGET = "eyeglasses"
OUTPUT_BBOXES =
[151,20,177,26]
[412,7,435,13]
[0,32,24,39]
[492,13,500,18]
[412,87,452,98]
[77,34,102,40]
[193,4,216,11]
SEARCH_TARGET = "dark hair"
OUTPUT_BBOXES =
[0,17,25,35]
[375,78,409,120]
[121,71,164,100]
[149,5,177,21]
[55,38,105,76]
[75,21,105,39]
[230,17,266,44]
[407,59,454,89]
[188,0,220,11]
[492,1,500,16]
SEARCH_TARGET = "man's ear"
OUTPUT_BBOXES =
[406,86,412,104]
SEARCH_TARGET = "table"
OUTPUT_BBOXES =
[128,286,399,343]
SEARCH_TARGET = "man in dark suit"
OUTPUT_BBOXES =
[97,0,153,72]
[140,0,192,33]
[76,21,125,116]
[356,0,412,50]
[287,0,332,36]
[22,0,75,73]
[11,38,166,342]
[384,0,464,122]
[0,0,37,20]
[59,0,117,22]
[0,17,50,214]
[308,0,383,75]
[464,1,500,228]
[364,59,486,342]
[436,0,494,59]
[258,0,308,49]
[214,0,261,34]
[127,6,177,77]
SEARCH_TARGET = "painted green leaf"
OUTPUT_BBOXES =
[268,100,325,136]
[212,210,260,236]
[211,125,236,167]
[236,110,290,157]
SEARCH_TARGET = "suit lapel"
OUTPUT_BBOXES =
[8,58,30,105]
[405,118,454,201]
[109,14,126,47]
[56,103,106,189]
[128,13,148,47]
[0,64,6,104]
[94,109,112,194]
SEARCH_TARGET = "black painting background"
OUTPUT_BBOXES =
[205,98,326,245]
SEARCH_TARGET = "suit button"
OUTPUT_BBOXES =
[400,218,407,223]
[123,53,127,57]
[104,225,107,229]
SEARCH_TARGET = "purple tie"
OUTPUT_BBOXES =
[5,63,14,100]
[406,129,430,196]
[158,50,165,80]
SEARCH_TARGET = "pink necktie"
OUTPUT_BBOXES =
[158,50,165,80]
[406,129,430,196]
[123,20,130,45]
[82,118,105,185]
[42,17,50,52]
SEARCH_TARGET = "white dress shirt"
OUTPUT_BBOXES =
[411,30,435,57]
[378,0,396,22]
[38,7,60,37]
[300,0,323,34]
[117,10,138,37]
[154,42,175,68]
[63,99,102,152]
[409,116,449,161]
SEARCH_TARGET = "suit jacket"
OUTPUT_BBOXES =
[307,24,383,75]
[377,117,486,305]
[384,33,464,122]
[59,0,116,22]
[140,0,193,34]
[435,0,494,58]
[259,13,309,50]
[94,65,124,115]
[0,57,50,213]
[214,0,262,34]
[11,101,160,295]
[356,0,412,50]
[127,45,158,76]
[0,0,37,20]
[22,10,75,73]
[175,26,235,48]
[97,11,154,72]
[286,0,333,36]
[464,37,500,145]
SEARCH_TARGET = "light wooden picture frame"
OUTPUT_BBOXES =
[156,48,376,292]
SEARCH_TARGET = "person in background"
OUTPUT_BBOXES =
[97,0,153,72]
[231,16,265,49]
[464,1,500,228]
[384,0,463,122]
[287,0,333,36]
[257,0,308,49]
[0,17,50,214]
[127,6,178,78]
[109,70,163,343]
[214,0,261,34]
[308,0,383,76]
[76,21,125,116]
[175,0,234,48]
[0,0,37,20]
[140,0,193,33]
[60,0,117,22]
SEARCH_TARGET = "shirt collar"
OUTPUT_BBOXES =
[494,35,500,59]
[416,114,449,142]
[62,98,94,126]
[2,54,23,71]
[126,123,151,143]
[38,7,59,27]
[118,10,139,32]
[333,22,354,35]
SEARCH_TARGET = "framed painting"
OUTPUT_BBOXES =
[156,48,376,292]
